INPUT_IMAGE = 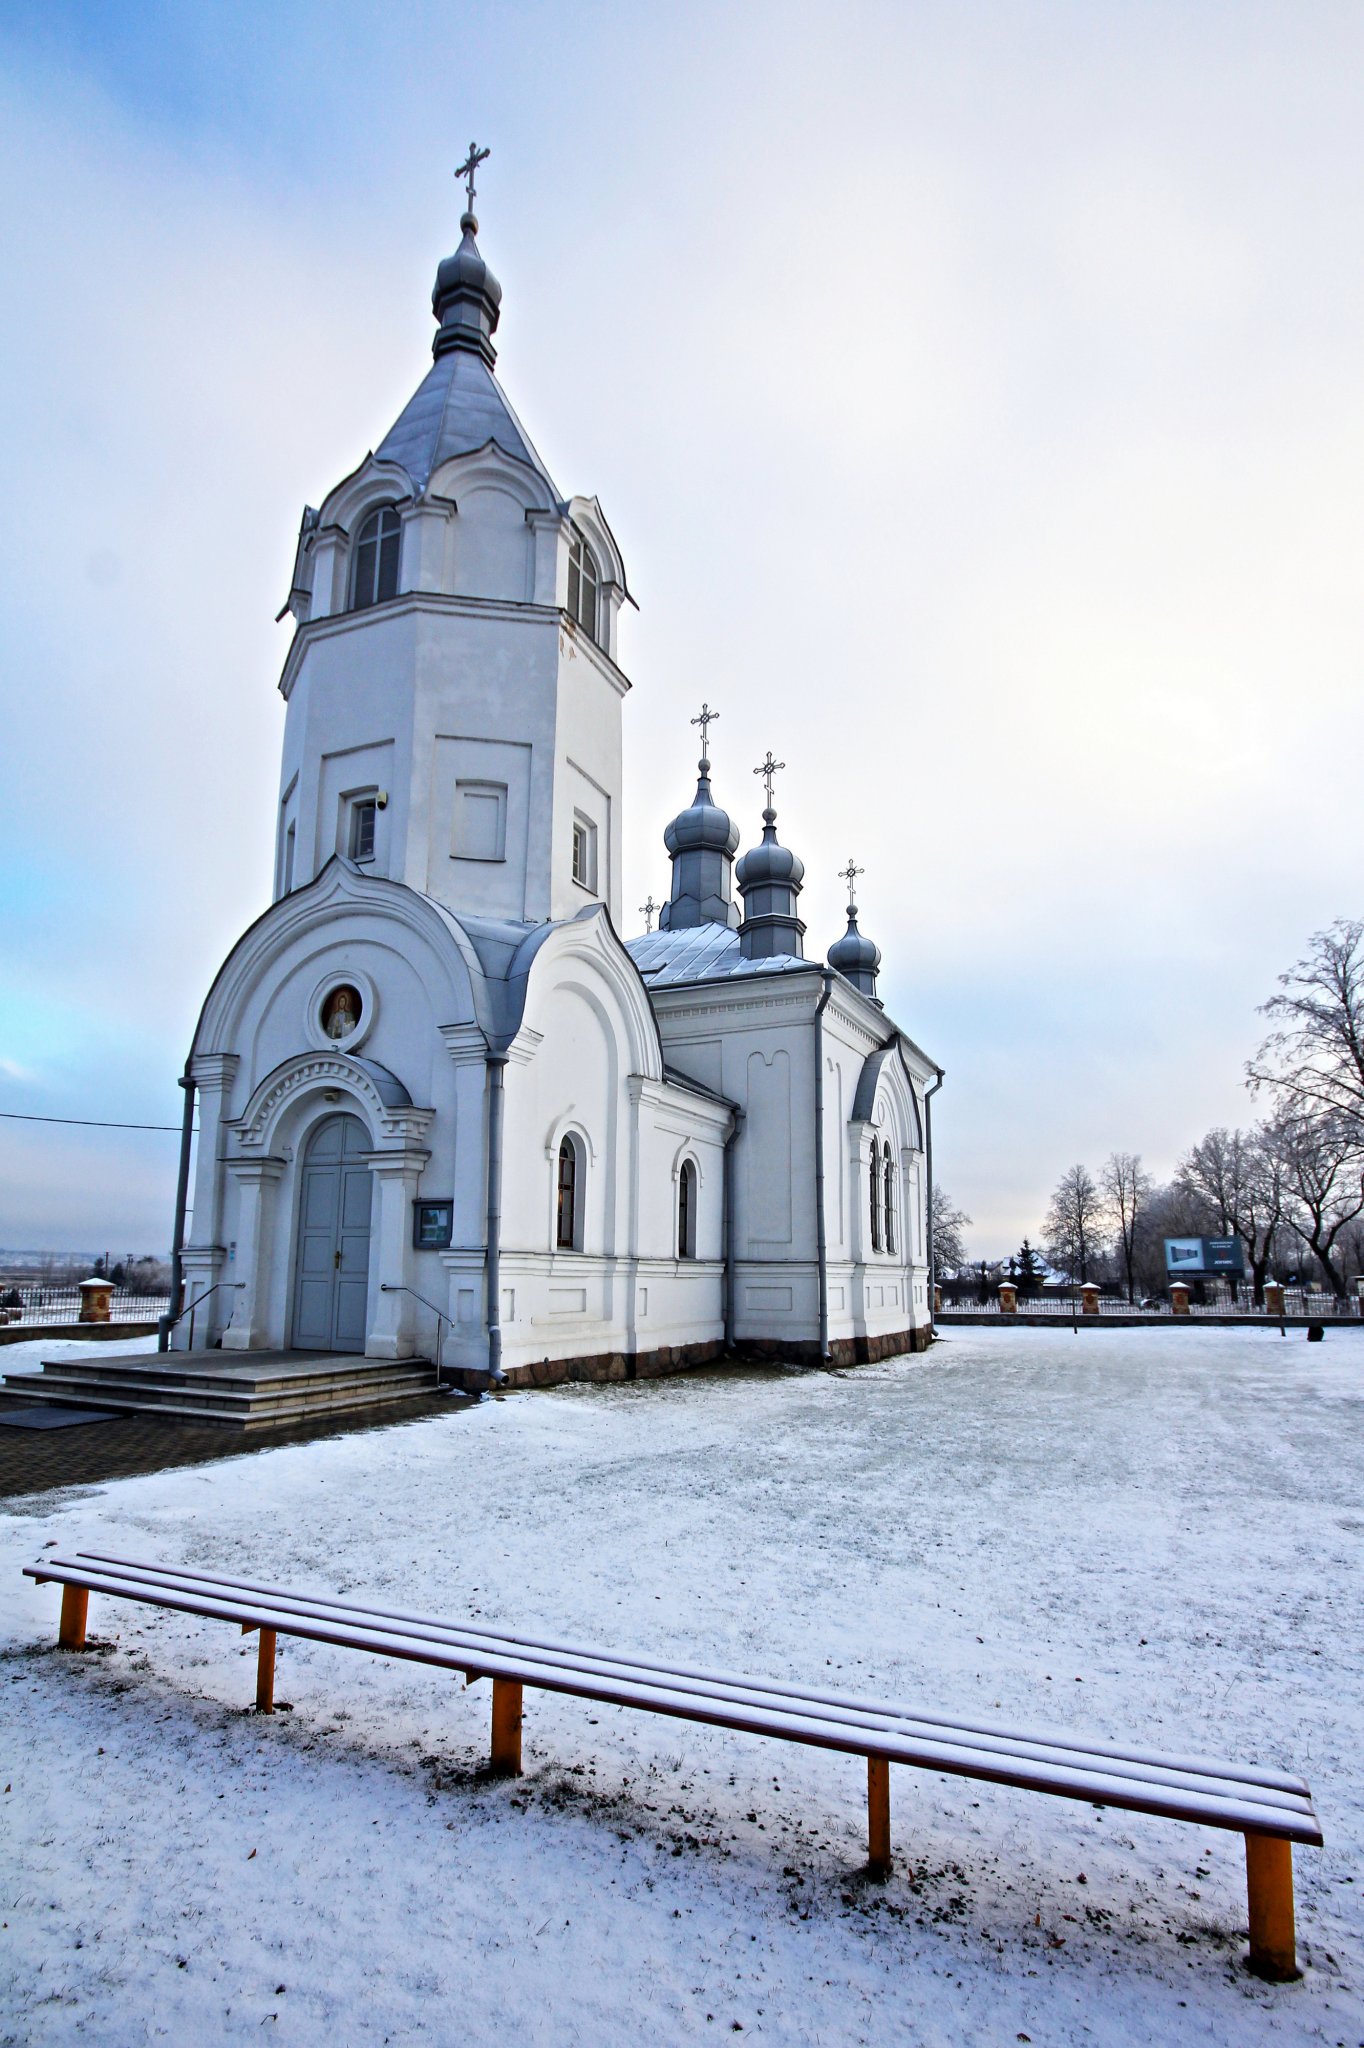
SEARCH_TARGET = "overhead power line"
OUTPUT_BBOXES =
[0,1111,198,1134]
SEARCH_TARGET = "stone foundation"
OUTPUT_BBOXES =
[451,1324,932,1392]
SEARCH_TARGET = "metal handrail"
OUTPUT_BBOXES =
[378,1283,457,1383]
[157,1280,240,1353]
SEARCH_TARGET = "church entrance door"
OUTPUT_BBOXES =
[292,1114,372,1353]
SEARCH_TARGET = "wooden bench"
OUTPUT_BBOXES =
[27,1549,1321,1980]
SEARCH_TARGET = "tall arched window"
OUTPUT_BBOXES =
[869,1141,882,1253]
[567,534,599,644]
[678,1158,697,1260]
[883,1145,897,1257]
[351,504,401,610]
[556,1136,579,1250]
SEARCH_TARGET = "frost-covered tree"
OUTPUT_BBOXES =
[931,1184,971,1279]
[1269,1112,1364,1299]
[1248,918,1364,1143]
[1102,1151,1152,1303]
[1043,1163,1106,1283]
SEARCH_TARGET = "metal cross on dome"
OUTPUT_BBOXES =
[839,857,864,906]
[639,893,658,934]
[455,141,491,212]
[691,702,719,759]
[754,750,785,809]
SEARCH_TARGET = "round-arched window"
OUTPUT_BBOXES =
[567,534,599,645]
[883,1144,897,1257]
[869,1140,883,1253]
[678,1158,697,1260]
[556,1136,581,1251]
[351,504,401,610]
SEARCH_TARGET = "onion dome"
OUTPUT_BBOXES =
[828,862,881,999]
[736,800,806,960]
[432,211,503,366]
[659,756,741,931]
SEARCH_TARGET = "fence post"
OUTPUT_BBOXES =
[998,1281,1018,1315]
[78,1277,114,1324]
[1081,1282,1101,1317]
[1263,1282,1285,1319]
[1170,1282,1191,1318]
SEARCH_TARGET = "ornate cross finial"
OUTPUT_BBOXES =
[839,857,864,907]
[455,141,491,213]
[690,702,719,761]
[639,893,658,934]
[753,750,785,809]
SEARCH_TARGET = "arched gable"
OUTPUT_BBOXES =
[850,1040,925,1156]
[512,907,664,1082]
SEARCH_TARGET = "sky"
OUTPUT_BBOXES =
[1,0,1361,1258]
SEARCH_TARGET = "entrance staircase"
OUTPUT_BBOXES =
[1,1349,439,1432]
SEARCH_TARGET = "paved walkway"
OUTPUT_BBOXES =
[0,1389,463,1501]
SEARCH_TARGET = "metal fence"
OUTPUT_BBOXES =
[939,1291,1361,1319]
[0,1285,171,1328]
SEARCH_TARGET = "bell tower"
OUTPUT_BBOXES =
[271,159,633,929]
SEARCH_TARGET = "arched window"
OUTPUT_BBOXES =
[883,1145,897,1257]
[556,1136,580,1250]
[351,504,401,610]
[678,1158,697,1260]
[869,1141,882,1253]
[567,534,599,644]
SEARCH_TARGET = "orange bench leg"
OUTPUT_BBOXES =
[1245,1832,1298,1980]
[867,1755,891,1878]
[491,1677,523,1776]
[58,1585,89,1650]
[255,1628,276,1714]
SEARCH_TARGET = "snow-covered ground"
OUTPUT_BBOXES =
[3,1325,1361,2046]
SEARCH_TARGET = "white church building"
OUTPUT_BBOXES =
[174,185,943,1388]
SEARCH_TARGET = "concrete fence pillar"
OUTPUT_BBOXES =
[998,1281,1018,1315]
[1264,1282,1285,1318]
[933,1284,942,1314]
[1170,1282,1192,1317]
[1081,1283,1101,1316]
[77,1277,113,1324]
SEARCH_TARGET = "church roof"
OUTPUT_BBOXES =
[375,346,560,498]
[627,922,816,988]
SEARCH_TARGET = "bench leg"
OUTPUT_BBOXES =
[58,1585,89,1650]
[255,1628,276,1715]
[490,1677,523,1776]
[867,1755,891,1878]
[1245,1832,1299,1980]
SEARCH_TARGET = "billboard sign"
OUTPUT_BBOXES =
[1164,1236,1245,1277]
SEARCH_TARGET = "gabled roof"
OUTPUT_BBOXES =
[375,346,560,499]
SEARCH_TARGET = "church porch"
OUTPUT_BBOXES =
[0,1348,438,1432]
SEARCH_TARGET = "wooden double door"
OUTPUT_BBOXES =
[292,1115,372,1352]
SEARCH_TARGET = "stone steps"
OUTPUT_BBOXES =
[2,1350,439,1431]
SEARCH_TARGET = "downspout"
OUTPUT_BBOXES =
[158,1065,196,1352]
[924,1069,944,1316]
[814,970,834,1361]
[722,1107,744,1352]
[483,1052,509,1386]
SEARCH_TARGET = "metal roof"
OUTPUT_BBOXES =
[375,346,559,498]
[626,923,815,988]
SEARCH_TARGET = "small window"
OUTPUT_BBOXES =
[556,1137,579,1250]
[352,504,401,610]
[883,1145,896,1257]
[349,798,377,863]
[283,821,296,893]
[678,1159,697,1260]
[571,812,597,892]
[566,534,600,645]
[869,1141,882,1253]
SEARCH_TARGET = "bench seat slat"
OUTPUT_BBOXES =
[24,1558,1322,1844]
[48,1559,1318,1824]
[61,1551,1314,1800]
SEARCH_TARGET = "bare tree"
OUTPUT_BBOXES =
[1176,1125,1286,1305]
[1248,918,1364,1143]
[1102,1152,1152,1302]
[1269,1112,1364,1299]
[931,1184,971,1279]
[1043,1163,1106,1283]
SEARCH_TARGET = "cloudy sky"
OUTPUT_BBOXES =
[2,1,1361,1258]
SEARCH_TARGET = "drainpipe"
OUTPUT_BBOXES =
[924,1069,944,1313]
[814,970,834,1361]
[158,1065,196,1352]
[722,1106,744,1352]
[484,1052,509,1386]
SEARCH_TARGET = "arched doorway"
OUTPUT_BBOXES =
[292,1114,372,1352]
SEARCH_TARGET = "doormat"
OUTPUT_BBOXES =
[0,1406,120,1430]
